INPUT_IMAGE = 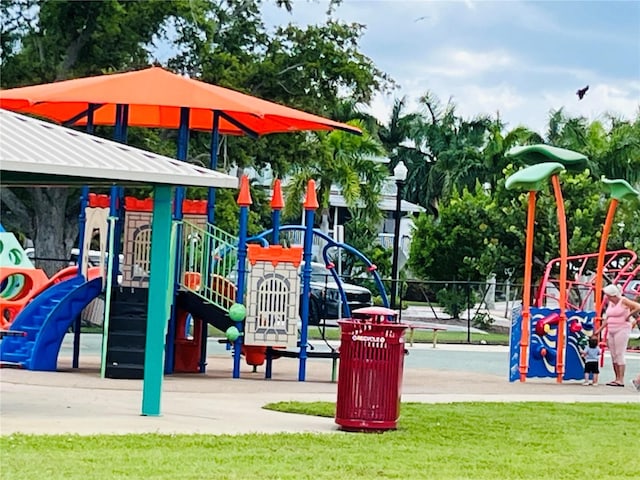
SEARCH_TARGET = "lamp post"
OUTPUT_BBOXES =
[390,161,408,311]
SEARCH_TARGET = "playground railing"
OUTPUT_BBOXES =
[178,221,238,311]
[280,229,328,253]
[535,249,639,311]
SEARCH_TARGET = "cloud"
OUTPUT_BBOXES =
[259,1,639,135]
[367,77,639,137]
[416,48,515,79]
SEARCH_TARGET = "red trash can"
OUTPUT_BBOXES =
[335,315,407,432]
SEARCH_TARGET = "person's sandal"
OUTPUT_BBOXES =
[606,381,624,387]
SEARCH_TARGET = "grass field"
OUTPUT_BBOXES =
[2,402,638,480]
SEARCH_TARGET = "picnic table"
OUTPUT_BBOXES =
[405,323,448,348]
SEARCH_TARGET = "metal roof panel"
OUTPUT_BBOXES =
[0,109,238,189]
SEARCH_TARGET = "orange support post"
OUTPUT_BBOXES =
[519,191,536,382]
[594,199,618,330]
[551,175,568,383]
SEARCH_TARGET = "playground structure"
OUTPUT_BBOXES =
[0,68,379,418]
[505,145,640,383]
[0,191,116,370]
[0,176,385,383]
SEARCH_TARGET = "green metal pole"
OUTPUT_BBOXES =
[141,186,174,416]
[100,215,117,379]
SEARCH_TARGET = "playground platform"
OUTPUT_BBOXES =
[1,339,638,436]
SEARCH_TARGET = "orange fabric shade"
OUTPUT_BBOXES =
[0,67,361,136]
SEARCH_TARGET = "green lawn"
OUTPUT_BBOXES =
[305,326,510,345]
[2,402,638,479]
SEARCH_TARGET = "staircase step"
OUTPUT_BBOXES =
[1,352,29,363]
[106,347,145,365]
[107,331,146,349]
[111,305,148,317]
[108,315,147,333]
[105,363,144,379]
[21,326,41,333]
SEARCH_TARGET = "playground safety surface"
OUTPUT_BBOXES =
[1,344,638,436]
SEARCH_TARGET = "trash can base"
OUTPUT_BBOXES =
[335,418,398,432]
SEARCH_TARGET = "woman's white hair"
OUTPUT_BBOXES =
[603,284,622,297]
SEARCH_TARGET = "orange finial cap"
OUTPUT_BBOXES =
[237,175,253,206]
[271,179,284,210]
[303,179,319,210]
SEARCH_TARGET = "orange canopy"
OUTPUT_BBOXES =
[0,67,361,136]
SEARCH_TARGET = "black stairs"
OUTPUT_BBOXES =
[105,288,148,379]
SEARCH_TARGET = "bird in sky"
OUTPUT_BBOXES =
[576,85,589,100]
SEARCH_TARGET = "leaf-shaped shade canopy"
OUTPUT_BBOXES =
[506,144,588,171]
[505,162,565,192]
[602,178,640,201]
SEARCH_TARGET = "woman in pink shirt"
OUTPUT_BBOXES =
[595,284,640,387]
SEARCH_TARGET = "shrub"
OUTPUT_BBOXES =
[436,286,477,319]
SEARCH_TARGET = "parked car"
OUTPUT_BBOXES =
[305,262,372,324]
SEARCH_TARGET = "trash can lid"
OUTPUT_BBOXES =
[352,306,397,316]
[351,306,399,324]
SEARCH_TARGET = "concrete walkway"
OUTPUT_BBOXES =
[1,343,638,436]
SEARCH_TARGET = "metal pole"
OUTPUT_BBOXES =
[390,179,403,310]
[141,186,174,416]
[466,282,471,343]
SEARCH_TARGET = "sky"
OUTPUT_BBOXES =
[260,0,640,135]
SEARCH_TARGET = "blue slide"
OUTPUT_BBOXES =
[0,276,103,370]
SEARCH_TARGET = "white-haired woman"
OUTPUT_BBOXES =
[595,284,640,387]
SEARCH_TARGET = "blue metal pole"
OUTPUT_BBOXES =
[207,111,220,224]
[76,103,96,274]
[72,185,90,369]
[107,190,119,272]
[111,104,128,284]
[198,111,221,373]
[166,106,190,375]
[234,202,250,378]
[299,208,315,381]
[272,209,281,246]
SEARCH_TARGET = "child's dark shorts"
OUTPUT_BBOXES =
[584,361,599,374]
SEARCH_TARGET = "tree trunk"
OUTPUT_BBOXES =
[31,187,78,276]
[0,187,34,237]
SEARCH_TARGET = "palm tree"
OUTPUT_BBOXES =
[595,115,640,186]
[283,119,388,233]
[394,92,490,213]
[544,108,640,186]
[482,117,543,191]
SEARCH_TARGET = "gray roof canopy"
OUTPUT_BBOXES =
[0,109,238,189]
